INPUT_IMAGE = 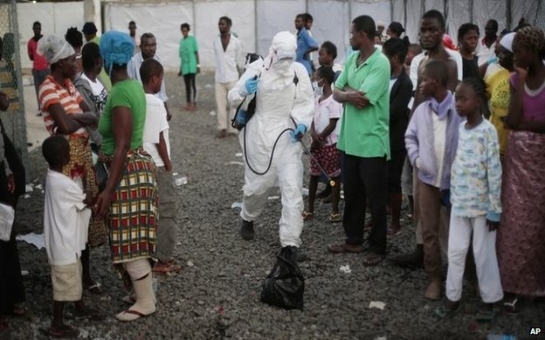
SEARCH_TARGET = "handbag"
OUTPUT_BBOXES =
[0,202,14,241]
[95,160,109,192]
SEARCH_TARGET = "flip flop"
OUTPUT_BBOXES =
[47,325,80,338]
[434,302,461,319]
[152,262,182,274]
[474,308,495,322]
[75,308,105,321]
[387,227,402,237]
[329,213,342,223]
[12,303,27,316]
[503,297,520,315]
[85,282,103,295]
[363,252,384,266]
[302,211,314,222]
[116,309,154,322]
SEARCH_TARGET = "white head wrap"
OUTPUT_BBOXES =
[500,32,516,53]
[36,35,75,65]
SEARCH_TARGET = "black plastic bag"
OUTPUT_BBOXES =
[260,246,304,310]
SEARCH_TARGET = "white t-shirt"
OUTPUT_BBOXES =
[476,39,496,66]
[313,94,342,146]
[143,94,170,167]
[410,50,463,91]
[81,73,107,114]
[431,113,447,188]
[44,170,90,266]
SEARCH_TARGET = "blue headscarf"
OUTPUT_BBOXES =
[99,31,134,75]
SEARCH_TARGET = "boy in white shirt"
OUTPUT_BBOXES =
[42,135,102,338]
[140,59,180,274]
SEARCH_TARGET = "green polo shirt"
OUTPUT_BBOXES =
[335,48,390,159]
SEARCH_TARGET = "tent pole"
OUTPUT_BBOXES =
[390,0,393,22]
[469,0,474,23]
[535,0,542,26]
[443,0,448,35]
[306,0,309,13]
[403,0,407,32]
[348,0,352,21]
[506,0,512,29]
[192,0,196,35]
[254,0,258,54]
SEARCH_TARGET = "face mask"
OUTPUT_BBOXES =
[312,79,324,97]
[273,59,293,76]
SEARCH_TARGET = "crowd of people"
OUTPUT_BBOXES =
[0,7,543,337]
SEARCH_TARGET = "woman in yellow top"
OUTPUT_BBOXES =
[485,32,515,157]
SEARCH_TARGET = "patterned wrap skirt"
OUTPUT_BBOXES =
[310,143,341,178]
[103,149,158,264]
[63,135,107,247]
[497,130,545,296]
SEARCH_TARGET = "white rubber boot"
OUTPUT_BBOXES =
[116,273,156,321]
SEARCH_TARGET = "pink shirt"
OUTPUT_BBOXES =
[313,94,342,146]
[28,37,48,71]
[510,73,545,121]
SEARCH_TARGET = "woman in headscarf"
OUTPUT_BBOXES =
[498,26,545,314]
[94,31,157,321]
[485,32,515,160]
[37,35,107,295]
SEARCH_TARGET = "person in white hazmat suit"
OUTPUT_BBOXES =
[228,31,314,256]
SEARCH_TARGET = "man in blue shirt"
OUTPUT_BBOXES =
[295,14,318,75]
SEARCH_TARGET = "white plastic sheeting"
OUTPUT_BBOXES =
[17,2,84,70]
[15,0,545,71]
[104,2,194,72]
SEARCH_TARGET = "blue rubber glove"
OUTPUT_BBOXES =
[487,57,498,65]
[244,77,259,95]
[290,124,307,142]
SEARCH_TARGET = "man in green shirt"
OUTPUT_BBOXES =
[327,15,390,266]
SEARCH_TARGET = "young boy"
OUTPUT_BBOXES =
[405,60,462,300]
[140,58,180,274]
[43,135,101,338]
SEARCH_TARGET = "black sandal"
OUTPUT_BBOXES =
[503,296,520,315]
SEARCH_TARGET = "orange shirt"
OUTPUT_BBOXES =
[38,75,87,138]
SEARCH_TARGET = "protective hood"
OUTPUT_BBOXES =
[266,31,297,67]
[264,31,297,86]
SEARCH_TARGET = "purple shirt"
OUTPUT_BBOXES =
[510,73,545,121]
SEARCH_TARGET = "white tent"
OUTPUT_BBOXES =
[17,0,545,71]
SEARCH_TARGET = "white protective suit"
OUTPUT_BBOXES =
[228,31,315,248]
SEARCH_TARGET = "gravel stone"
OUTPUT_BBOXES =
[5,72,545,340]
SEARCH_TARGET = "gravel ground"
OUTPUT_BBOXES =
[3,72,545,340]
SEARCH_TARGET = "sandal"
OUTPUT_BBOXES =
[116,309,154,322]
[302,211,314,222]
[503,296,520,315]
[12,302,27,316]
[363,252,384,267]
[474,305,496,322]
[434,300,461,319]
[75,307,105,321]
[84,281,103,295]
[329,213,342,223]
[48,325,80,338]
[152,262,182,274]
[387,227,402,237]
